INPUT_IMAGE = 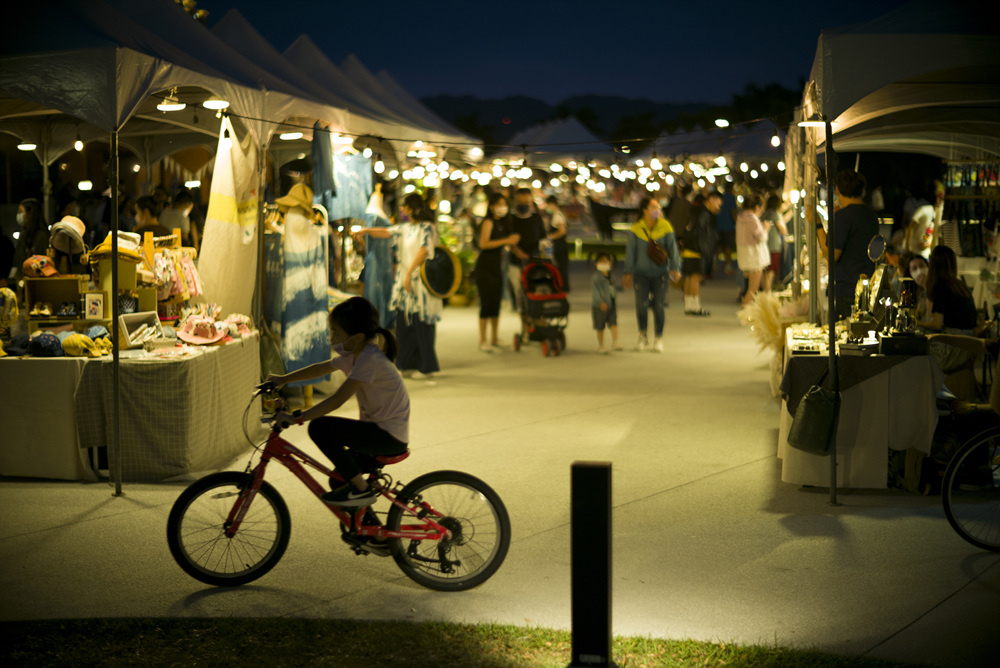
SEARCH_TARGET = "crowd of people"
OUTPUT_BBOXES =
[349,180,807,373]
[4,165,965,386]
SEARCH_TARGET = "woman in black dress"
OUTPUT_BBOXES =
[475,192,520,351]
[919,245,979,373]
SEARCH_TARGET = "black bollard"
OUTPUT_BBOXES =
[569,461,617,668]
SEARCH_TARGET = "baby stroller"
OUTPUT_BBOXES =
[514,258,569,356]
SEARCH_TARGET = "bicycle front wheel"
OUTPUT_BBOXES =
[942,427,1000,552]
[167,471,291,586]
[387,470,510,591]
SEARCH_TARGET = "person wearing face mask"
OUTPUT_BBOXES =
[591,252,621,353]
[357,192,442,379]
[267,296,408,517]
[623,196,681,352]
[474,192,520,351]
[544,195,570,292]
[893,252,930,321]
[10,198,49,284]
[507,188,547,318]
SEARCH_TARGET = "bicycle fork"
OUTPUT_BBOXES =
[222,461,270,538]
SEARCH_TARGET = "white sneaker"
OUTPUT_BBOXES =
[652,337,663,352]
[635,333,648,352]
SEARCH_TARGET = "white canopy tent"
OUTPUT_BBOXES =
[0,0,468,490]
[786,0,1000,195]
[491,116,615,166]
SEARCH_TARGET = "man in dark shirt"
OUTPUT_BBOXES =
[817,169,879,322]
[507,187,546,313]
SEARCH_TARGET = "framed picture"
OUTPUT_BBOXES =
[84,292,105,320]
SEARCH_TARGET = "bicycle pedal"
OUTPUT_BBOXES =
[341,533,390,558]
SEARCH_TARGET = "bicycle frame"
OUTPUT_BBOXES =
[223,427,451,544]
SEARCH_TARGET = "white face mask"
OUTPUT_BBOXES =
[596,262,611,272]
[331,341,347,355]
[912,267,928,285]
[493,206,508,217]
[16,212,25,226]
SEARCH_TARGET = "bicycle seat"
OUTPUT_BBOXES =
[374,450,410,466]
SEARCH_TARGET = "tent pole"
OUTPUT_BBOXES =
[41,123,52,225]
[254,139,266,323]
[110,128,123,497]
[825,120,839,507]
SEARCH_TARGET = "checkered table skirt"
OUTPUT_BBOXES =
[75,334,261,481]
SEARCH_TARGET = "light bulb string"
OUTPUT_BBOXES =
[220,109,784,156]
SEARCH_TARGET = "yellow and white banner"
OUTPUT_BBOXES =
[196,116,259,317]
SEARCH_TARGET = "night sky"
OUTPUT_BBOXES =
[195,0,912,105]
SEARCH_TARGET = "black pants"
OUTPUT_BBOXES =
[308,416,407,482]
[395,309,440,374]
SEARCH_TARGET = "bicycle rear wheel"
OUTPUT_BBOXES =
[942,426,1000,552]
[386,470,510,591]
[167,471,291,586]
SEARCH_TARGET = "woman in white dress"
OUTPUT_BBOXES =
[357,193,442,378]
[735,193,771,305]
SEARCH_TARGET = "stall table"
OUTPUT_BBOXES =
[777,328,945,488]
[0,334,259,482]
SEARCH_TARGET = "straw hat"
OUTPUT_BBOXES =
[275,183,314,213]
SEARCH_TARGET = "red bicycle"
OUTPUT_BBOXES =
[167,383,511,591]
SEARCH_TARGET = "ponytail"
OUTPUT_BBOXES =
[330,296,398,361]
[376,326,398,362]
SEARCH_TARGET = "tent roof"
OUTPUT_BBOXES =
[211,10,418,142]
[338,54,473,148]
[800,0,1000,161]
[805,0,999,122]
[642,120,784,162]
[493,116,613,164]
[374,69,473,142]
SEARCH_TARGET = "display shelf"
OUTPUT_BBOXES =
[27,318,111,335]
[24,276,89,316]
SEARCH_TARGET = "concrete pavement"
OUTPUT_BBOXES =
[2,263,997,667]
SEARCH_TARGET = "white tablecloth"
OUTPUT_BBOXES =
[777,330,945,488]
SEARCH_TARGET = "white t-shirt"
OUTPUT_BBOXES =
[910,204,937,259]
[159,207,190,235]
[323,343,409,443]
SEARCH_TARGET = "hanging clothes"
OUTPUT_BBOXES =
[362,189,394,328]
[267,208,330,388]
[327,154,372,221]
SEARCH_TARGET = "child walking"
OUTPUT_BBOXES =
[592,252,621,353]
[268,296,409,507]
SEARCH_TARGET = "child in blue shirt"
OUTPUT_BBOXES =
[591,252,621,353]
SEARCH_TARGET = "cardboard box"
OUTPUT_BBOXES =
[118,311,162,349]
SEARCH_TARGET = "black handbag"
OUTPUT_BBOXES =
[787,369,840,456]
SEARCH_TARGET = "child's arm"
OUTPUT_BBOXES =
[266,359,335,387]
[301,379,361,421]
[275,378,361,427]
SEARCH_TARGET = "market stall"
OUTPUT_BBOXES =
[771,1,998,494]
[776,326,944,489]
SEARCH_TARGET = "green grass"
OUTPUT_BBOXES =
[1,618,927,667]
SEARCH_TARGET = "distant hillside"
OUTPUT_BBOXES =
[421,94,715,147]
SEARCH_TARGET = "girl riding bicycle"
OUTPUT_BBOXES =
[268,296,409,507]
